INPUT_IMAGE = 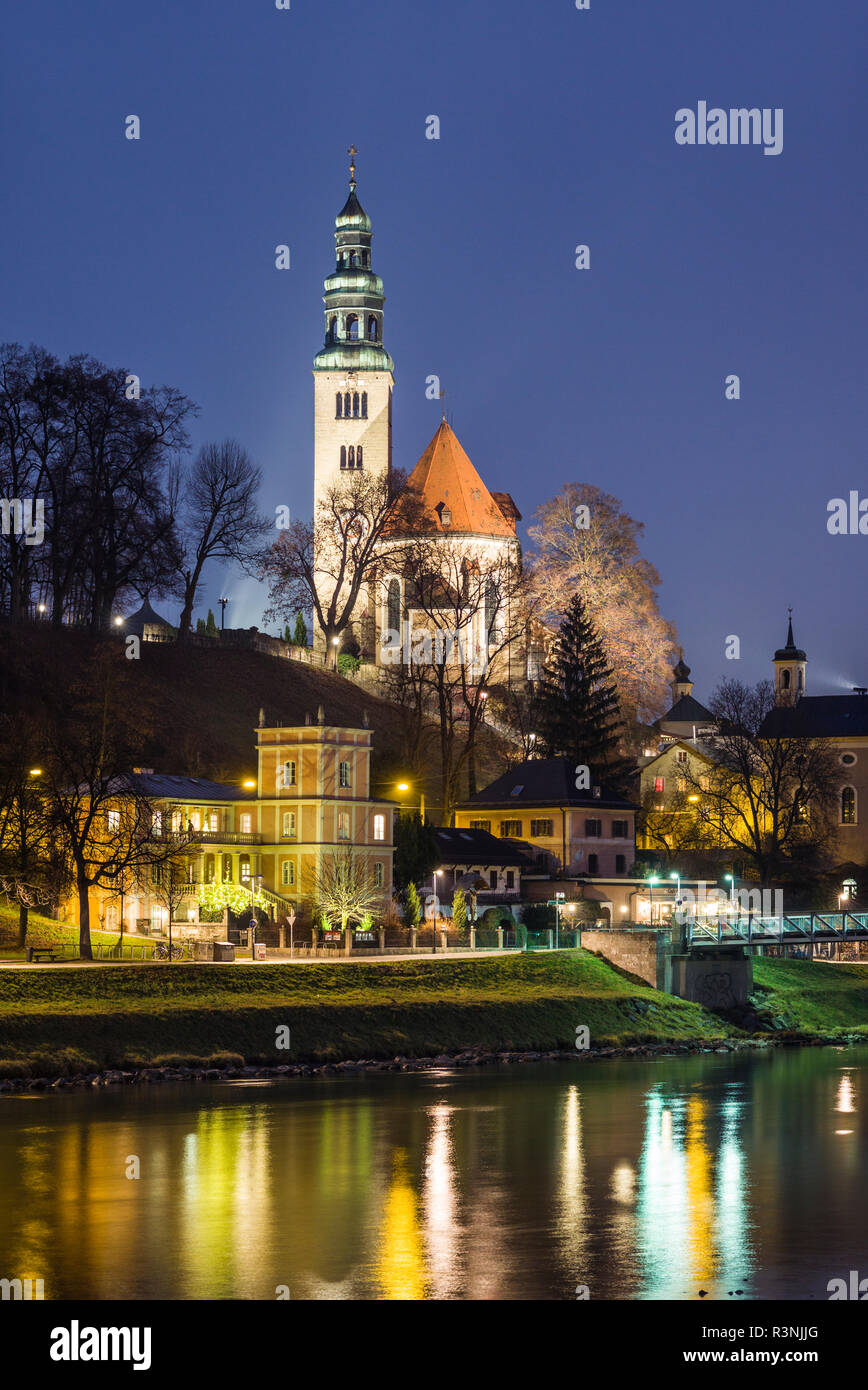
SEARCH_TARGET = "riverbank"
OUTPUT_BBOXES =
[0,951,864,1082]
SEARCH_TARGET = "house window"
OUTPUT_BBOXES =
[338,811,351,840]
[107,810,120,831]
[152,811,163,835]
[489,870,498,889]
[281,860,295,887]
[499,820,522,837]
[615,854,626,874]
[676,776,687,792]
[530,819,554,836]
[470,819,491,831]
[654,777,664,793]
[373,862,384,888]
[239,855,251,881]
[506,870,515,890]
[152,863,162,885]
[240,813,252,833]
[204,854,215,884]
[282,760,297,788]
[188,811,200,831]
[841,787,856,825]
[373,813,385,841]
[612,820,629,838]
[282,811,296,838]
[222,855,233,882]
[700,776,709,792]
[339,760,351,788]
[587,854,599,875]
[676,749,688,764]
[585,819,602,837]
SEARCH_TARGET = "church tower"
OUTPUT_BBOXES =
[773,611,807,704]
[313,151,394,502]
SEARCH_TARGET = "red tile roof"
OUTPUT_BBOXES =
[389,421,519,538]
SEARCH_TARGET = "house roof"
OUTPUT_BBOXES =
[761,695,868,739]
[388,421,519,539]
[122,597,174,636]
[434,826,536,868]
[658,693,715,727]
[457,756,639,811]
[122,773,256,802]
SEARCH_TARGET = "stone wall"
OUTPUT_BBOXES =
[582,929,671,991]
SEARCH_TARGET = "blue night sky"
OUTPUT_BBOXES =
[2,0,866,701]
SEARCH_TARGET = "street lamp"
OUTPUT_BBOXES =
[249,873,263,959]
[331,636,339,671]
[432,870,441,954]
[396,779,425,820]
[724,873,735,910]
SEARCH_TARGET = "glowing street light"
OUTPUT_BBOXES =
[432,870,441,954]
[331,635,339,671]
[648,875,659,923]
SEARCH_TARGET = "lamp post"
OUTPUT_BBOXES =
[724,873,735,910]
[565,901,576,948]
[249,873,263,959]
[396,779,425,820]
[432,870,440,954]
[331,636,339,671]
[554,890,564,949]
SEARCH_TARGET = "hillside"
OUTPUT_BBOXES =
[0,622,512,811]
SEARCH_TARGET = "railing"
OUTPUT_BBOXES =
[192,830,263,845]
[686,911,868,945]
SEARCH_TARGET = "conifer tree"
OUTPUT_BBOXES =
[535,594,632,792]
[205,608,218,637]
[292,611,308,647]
[405,880,422,931]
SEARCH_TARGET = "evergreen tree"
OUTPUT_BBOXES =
[393,811,440,895]
[536,594,633,792]
[405,880,422,931]
[283,624,291,643]
[292,611,308,647]
[452,887,467,936]
[205,608,218,637]
[196,617,206,635]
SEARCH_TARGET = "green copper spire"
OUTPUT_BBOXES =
[313,153,394,373]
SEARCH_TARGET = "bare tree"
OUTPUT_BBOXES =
[528,483,677,724]
[174,439,270,640]
[683,680,839,887]
[261,468,414,651]
[306,847,384,950]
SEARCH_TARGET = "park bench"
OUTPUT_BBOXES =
[25,945,61,963]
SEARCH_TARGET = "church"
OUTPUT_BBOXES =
[310,155,523,681]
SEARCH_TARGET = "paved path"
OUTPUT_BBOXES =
[0,949,517,970]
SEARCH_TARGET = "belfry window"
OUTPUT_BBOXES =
[350,251,359,268]
[344,392,351,416]
[328,316,338,343]
[368,316,378,341]
[361,392,368,418]
[336,393,343,418]
[340,446,347,469]
[348,446,355,467]
[353,392,360,418]
[782,669,791,690]
[356,446,363,468]
[347,314,359,340]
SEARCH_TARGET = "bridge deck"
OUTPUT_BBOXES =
[685,911,868,946]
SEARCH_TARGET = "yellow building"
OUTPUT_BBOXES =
[66,717,395,942]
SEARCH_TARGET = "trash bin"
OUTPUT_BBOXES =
[212,941,235,962]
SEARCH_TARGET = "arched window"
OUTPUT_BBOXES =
[841,786,856,825]
[328,316,338,342]
[361,392,368,418]
[387,578,401,635]
[484,577,497,640]
[348,446,355,467]
[340,446,347,469]
[782,669,791,690]
[353,392,360,418]
[356,446,363,468]
[350,251,359,268]
[335,393,343,418]
[347,314,359,340]
[368,316,378,341]
[798,669,804,691]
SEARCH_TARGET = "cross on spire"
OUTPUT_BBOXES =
[440,385,446,422]
[347,144,358,185]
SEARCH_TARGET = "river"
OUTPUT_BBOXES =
[1,1044,864,1300]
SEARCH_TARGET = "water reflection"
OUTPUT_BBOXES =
[0,1046,865,1300]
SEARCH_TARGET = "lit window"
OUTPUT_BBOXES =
[152,811,162,835]
[654,777,664,793]
[373,814,385,841]
[282,811,296,838]
[676,776,687,792]
[338,811,351,840]
[208,812,218,832]
[282,760,297,788]
[339,760,351,789]
[240,855,251,880]
[499,820,522,837]
[107,809,120,831]
[841,787,856,826]
[190,812,201,831]
[530,819,554,837]
[171,811,182,834]
[469,819,490,832]
[373,862,384,888]
[240,813,252,833]
[281,860,295,887]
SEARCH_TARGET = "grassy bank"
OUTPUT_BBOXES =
[0,903,120,959]
[0,950,733,1074]
[0,952,864,1078]
[752,957,868,1037]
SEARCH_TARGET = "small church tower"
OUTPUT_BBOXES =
[670,653,694,702]
[773,611,807,704]
[313,149,394,503]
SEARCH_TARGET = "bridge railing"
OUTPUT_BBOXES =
[685,910,868,945]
